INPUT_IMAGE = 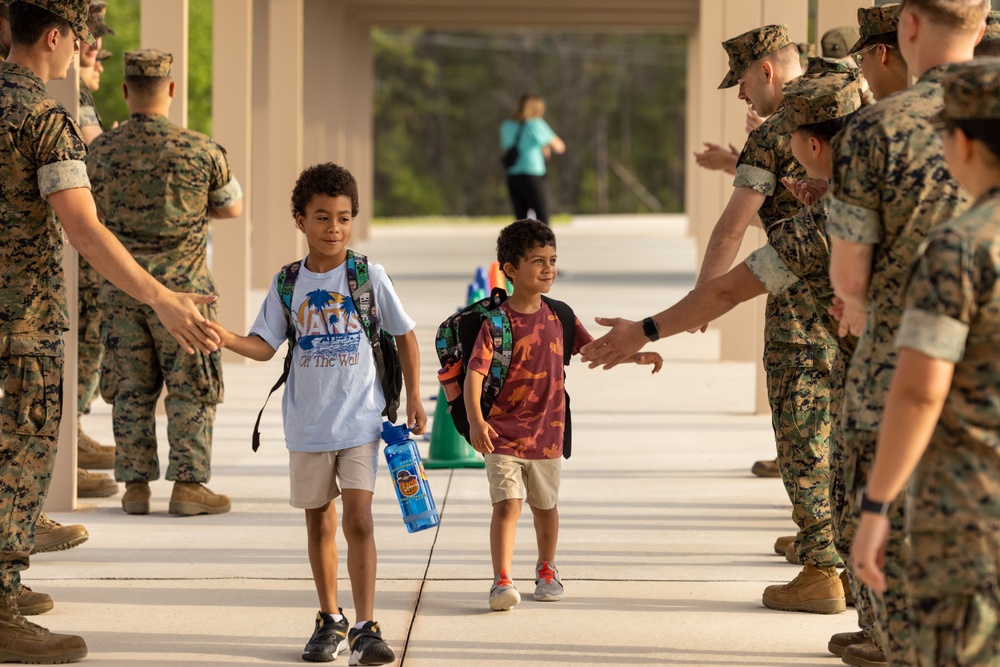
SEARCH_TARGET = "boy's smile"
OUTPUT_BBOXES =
[296,194,353,273]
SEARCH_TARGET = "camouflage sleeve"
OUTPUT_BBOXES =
[78,105,99,128]
[734,120,779,197]
[31,107,89,198]
[208,177,242,209]
[745,244,799,294]
[206,141,239,208]
[829,113,886,244]
[767,205,828,281]
[895,231,974,362]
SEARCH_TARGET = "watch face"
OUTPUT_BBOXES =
[642,317,659,340]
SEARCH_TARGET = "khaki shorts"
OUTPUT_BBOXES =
[484,453,561,510]
[289,440,379,509]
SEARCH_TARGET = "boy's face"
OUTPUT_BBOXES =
[789,129,833,181]
[504,243,557,295]
[295,194,352,271]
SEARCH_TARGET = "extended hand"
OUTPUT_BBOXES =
[635,352,664,374]
[580,317,646,370]
[153,291,220,354]
[781,177,828,206]
[694,142,739,174]
[851,513,890,592]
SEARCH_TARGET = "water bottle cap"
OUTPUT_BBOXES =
[381,421,410,444]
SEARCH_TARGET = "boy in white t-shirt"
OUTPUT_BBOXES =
[207,163,427,665]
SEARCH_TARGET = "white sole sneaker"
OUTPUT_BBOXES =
[489,586,521,611]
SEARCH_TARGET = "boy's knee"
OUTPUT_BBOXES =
[342,510,374,541]
[304,505,337,540]
[493,498,522,518]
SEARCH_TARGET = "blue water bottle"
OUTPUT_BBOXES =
[381,421,440,533]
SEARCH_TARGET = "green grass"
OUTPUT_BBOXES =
[372,214,572,226]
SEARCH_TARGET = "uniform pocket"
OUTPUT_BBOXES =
[2,333,64,437]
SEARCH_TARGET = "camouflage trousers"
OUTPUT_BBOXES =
[77,282,103,414]
[0,332,64,595]
[841,428,916,667]
[764,346,840,569]
[100,295,223,483]
[830,423,879,643]
[908,531,1000,667]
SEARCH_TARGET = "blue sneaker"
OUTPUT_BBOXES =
[302,610,348,662]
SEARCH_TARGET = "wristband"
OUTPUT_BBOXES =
[859,489,890,516]
[642,317,660,342]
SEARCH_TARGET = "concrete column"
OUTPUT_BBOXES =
[44,65,80,511]
[211,0,253,361]
[816,0,874,42]
[252,0,305,289]
[140,0,189,128]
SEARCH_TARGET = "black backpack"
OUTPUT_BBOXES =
[434,288,577,458]
[501,122,525,168]
[252,251,403,452]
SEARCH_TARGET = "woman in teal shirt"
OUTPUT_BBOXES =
[500,94,565,225]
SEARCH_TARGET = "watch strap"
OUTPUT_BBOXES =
[859,490,890,516]
[642,317,660,342]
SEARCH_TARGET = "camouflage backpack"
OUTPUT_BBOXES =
[252,250,403,451]
[434,288,578,457]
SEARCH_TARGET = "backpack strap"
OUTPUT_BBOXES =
[253,261,300,452]
[347,250,398,421]
[541,296,575,366]
[481,305,513,410]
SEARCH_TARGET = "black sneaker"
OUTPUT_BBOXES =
[302,610,349,663]
[347,621,395,666]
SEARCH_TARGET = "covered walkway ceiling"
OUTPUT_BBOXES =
[343,0,700,31]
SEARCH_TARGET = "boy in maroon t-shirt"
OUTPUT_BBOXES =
[465,220,662,611]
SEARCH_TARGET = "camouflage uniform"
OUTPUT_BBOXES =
[891,61,1000,667]
[829,62,972,666]
[722,27,851,570]
[0,51,92,593]
[86,50,242,484]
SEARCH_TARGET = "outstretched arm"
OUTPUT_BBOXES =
[395,330,428,434]
[581,263,767,369]
[205,322,277,362]
[696,187,766,286]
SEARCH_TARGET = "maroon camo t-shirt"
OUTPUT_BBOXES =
[468,301,592,459]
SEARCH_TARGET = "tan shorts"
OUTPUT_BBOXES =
[484,453,561,510]
[288,440,379,509]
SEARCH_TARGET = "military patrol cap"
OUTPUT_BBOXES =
[87,0,114,38]
[985,11,1000,40]
[798,42,817,58]
[14,0,96,45]
[783,70,864,130]
[849,4,901,55]
[719,24,794,89]
[821,26,860,59]
[932,58,1000,125]
[124,49,173,77]
[96,47,110,61]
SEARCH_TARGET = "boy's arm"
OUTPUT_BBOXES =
[394,330,428,435]
[205,321,277,362]
[581,263,767,369]
[463,368,497,454]
[51,187,220,354]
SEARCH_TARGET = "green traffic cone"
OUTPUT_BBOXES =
[424,387,484,469]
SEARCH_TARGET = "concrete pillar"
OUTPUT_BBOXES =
[211,0,253,361]
[140,0,189,128]
[252,0,305,289]
[687,0,807,414]
[816,0,874,42]
[44,66,80,511]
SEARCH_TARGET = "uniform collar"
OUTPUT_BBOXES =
[974,184,1000,208]
[919,61,968,85]
[128,112,169,123]
[0,61,45,89]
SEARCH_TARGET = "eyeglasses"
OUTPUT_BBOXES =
[852,43,894,66]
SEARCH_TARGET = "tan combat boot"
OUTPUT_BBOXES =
[840,569,854,606]
[784,541,801,564]
[77,418,114,469]
[77,468,118,498]
[773,534,795,555]
[121,482,151,515]
[31,514,89,554]
[751,458,780,477]
[762,563,846,614]
[828,630,868,657]
[15,585,52,616]
[169,482,231,516]
[0,594,87,663]
[841,640,887,667]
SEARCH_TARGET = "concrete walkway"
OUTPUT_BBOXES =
[39,217,857,665]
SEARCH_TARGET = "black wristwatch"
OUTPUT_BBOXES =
[859,489,890,516]
[642,317,660,342]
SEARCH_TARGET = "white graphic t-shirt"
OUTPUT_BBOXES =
[250,257,415,452]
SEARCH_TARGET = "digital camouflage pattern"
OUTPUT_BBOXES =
[907,531,1000,667]
[849,4,901,55]
[86,0,113,38]
[17,0,95,45]
[87,111,239,483]
[932,57,1000,123]
[77,76,103,413]
[783,70,863,130]
[987,11,1000,40]
[78,81,101,129]
[123,49,171,77]
[829,63,970,434]
[719,24,793,89]
[0,60,88,595]
[100,298,222,483]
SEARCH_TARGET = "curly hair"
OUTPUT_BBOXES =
[497,219,556,271]
[290,163,359,219]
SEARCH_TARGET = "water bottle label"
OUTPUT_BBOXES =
[396,468,420,498]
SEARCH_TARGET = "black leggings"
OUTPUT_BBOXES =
[506,174,551,225]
